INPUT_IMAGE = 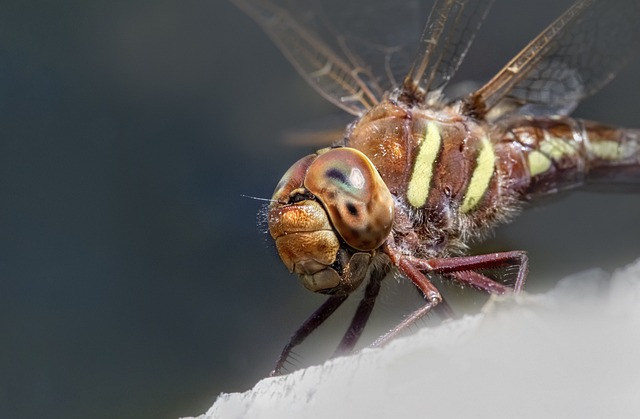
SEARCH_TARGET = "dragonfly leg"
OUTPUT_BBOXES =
[333,266,385,356]
[271,293,348,376]
[370,255,444,347]
[372,247,529,348]
[412,251,529,293]
[449,270,510,294]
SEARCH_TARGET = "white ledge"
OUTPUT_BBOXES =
[188,259,640,419]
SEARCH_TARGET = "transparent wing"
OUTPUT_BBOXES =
[231,0,434,115]
[402,0,494,102]
[466,0,640,119]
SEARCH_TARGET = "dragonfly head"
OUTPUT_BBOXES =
[268,147,394,294]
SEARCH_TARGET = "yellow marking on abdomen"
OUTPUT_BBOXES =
[406,122,442,208]
[590,140,621,160]
[528,150,552,177]
[539,137,577,160]
[460,136,495,213]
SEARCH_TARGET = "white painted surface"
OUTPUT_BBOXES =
[187,259,640,419]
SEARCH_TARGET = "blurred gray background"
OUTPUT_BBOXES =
[1,1,639,418]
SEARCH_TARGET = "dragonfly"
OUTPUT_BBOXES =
[232,0,640,375]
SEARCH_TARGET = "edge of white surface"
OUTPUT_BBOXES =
[188,259,640,419]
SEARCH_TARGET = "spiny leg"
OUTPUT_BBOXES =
[450,270,509,294]
[271,294,348,376]
[411,251,529,293]
[372,248,529,348]
[371,256,443,347]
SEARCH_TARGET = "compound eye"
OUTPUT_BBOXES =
[270,154,316,204]
[304,148,394,251]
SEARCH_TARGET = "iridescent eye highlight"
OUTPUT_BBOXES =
[304,148,394,251]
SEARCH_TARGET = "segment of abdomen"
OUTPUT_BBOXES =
[500,117,640,198]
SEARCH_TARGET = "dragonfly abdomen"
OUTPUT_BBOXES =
[501,117,640,198]
[581,121,640,186]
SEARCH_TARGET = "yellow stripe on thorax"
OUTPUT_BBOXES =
[460,136,495,213]
[406,121,442,208]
